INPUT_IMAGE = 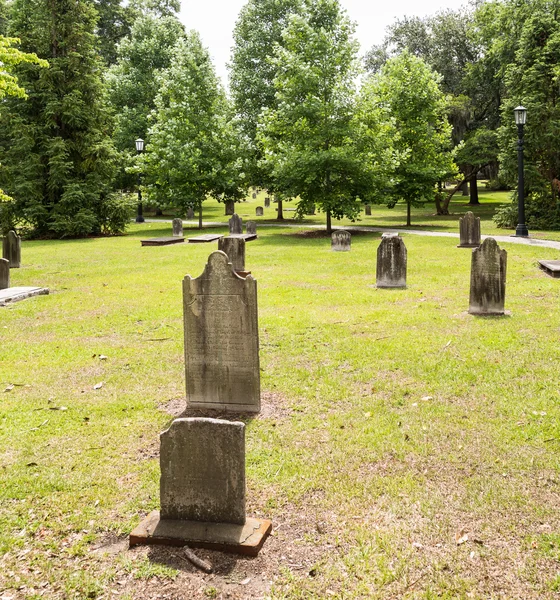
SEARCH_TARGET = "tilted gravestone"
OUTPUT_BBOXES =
[186,207,195,219]
[469,238,507,315]
[264,197,270,208]
[3,230,21,268]
[218,236,246,272]
[331,230,351,252]
[225,200,235,216]
[376,235,407,288]
[458,211,481,248]
[365,205,372,216]
[246,221,257,236]
[229,214,243,235]
[183,251,260,412]
[0,258,9,289]
[256,206,264,217]
[172,218,183,237]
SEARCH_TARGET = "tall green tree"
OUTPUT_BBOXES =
[141,32,244,227]
[259,0,365,233]
[0,0,120,237]
[94,0,135,65]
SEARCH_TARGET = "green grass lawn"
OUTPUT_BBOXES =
[1,224,560,598]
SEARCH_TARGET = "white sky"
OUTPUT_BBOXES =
[179,0,470,87]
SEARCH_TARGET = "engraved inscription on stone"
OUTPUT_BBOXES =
[2,230,21,268]
[469,237,507,315]
[458,211,481,248]
[0,258,9,289]
[331,230,351,252]
[160,418,246,524]
[172,218,183,237]
[229,214,243,234]
[218,236,246,272]
[183,251,260,412]
[376,236,407,288]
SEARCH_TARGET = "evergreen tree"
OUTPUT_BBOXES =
[94,0,135,66]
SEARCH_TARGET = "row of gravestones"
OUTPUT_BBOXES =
[1,230,21,290]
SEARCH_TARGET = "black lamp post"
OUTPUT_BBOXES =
[513,106,528,237]
[135,138,145,223]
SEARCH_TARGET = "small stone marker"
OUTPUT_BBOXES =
[183,251,260,412]
[365,205,372,216]
[264,197,270,208]
[172,218,183,237]
[186,207,195,219]
[218,236,246,272]
[469,237,507,315]
[458,211,481,248]
[538,260,560,278]
[0,258,9,289]
[229,214,243,235]
[246,221,257,236]
[252,192,256,199]
[225,200,235,216]
[256,206,264,217]
[331,230,351,252]
[129,417,272,555]
[3,230,21,268]
[376,235,407,288]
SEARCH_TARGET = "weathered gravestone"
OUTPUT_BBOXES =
[264,197,270,208]
[365,205,372,216]
[458,211,481,248]
[3,230,21,268]
[252,192,257,199]
[469,238,507,315]
[229,214,243,235]
[331,230,351,252]
[183,251,260,412]
[172,218,183,237]
[129,418,272,555]
[225,200,235,215]
[0,258,9,289]
[218,236,246,272]
[376,235,407,288]
[246,221,257,236]
[255,206,264,217]
[186,207,195,219]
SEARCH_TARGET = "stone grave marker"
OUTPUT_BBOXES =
[469,238,507,315]
[256,206,264,217]
[186,207,195,219]
[225,200,235,215]
[331,230,351,252]
[218,236,246,272]
[229,214,243,235]
[252,192,257,199]
[264,197,270,208]
[246,221,257,236]
[172,218,183,237]
[376,235,407,288]
[0,258,9,289]
[365,205,372,216]
[458,211,481,248]
[3,230,21,268]
[129,417,272,555]
[183,251,260,412]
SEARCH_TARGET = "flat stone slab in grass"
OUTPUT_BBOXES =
[538,260,560,278]
[188,234,224,243]
[129,510,272,556]
[0,287,49,306]
[227,233,257,242]
[141,237,185,247]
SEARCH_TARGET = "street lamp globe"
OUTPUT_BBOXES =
[135,138,144,153]
[513,106,527,125]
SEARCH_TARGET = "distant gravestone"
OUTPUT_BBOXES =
[183,251,260,412]
[469,238,507,315]
[264,197,270,208]
[218,236,246,272]
[376,235,407,288]
[3,230,21,268]
[458,211,481,248]
[256,206,264,217]
[331,230,351,252]
[172,218,183,237]
[229,214,243,235]
[246,221,257,236]
[225,200,235,216]
[186,207,195,219]
[252,192,257,199]
[365,205,372,216]
[160,418,246,524]
[0,258,9,289]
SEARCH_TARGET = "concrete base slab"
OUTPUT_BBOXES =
[141,237,185,247]
[538,260,560,278]
[129,511,272,557]
[457,243,480,248]
[188,234,224,243]
[228,234,257,242]
[0,287,49,306]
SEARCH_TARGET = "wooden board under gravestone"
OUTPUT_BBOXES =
[469,238,507,315]
[538,260,560,278]
[376,235,407,288]
[458,211,481,248]
[331,230,351,251]
[183,251,260,413]
[0,258,9,290]
[141,237,185,247]
[229,214,243,235]
[172,218,183,237]
[3,230,21,268]
[218,236,246,272]
[188,234,224,243]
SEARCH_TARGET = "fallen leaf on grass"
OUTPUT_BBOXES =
[29,419,48,431]
[93,382,103,390]
[98,355,108,361]
[421,396,433,402]
[455,529,469,545]
[240,577,251,585]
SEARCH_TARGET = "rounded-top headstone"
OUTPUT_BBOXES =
[469,237,507,315]
[246,221,257,236]
[458,211,481,248]
[0,257,9,290]
[2,230,21,268]
[256,206,264,217]
[376,236,407,288]
[229,213,243,235]
[331,230,351,252]
[172,218,184,237]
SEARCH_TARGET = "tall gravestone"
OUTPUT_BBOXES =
[458,211,481,248]
[172,218,183,237]
[3,230,21,268]
[246,221,257,236]
[255,207,264,217]
[331,230,351,252]
[183,251,260,412]
[0,258,9,289]
[469,238,507,315]
[365,205,372,216]
[229,214,243,235]
[225,200,235,216]
[218,236,246,272]
[376,235,407,288]
[264,197,270,208]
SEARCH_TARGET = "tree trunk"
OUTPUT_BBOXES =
[468,176,480,205]
[277,199,283,220]
[198,204,203,229]
[326,210,332,234]
[406,200,411,226]
[155,208,163,216]
[460,181,469,196]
